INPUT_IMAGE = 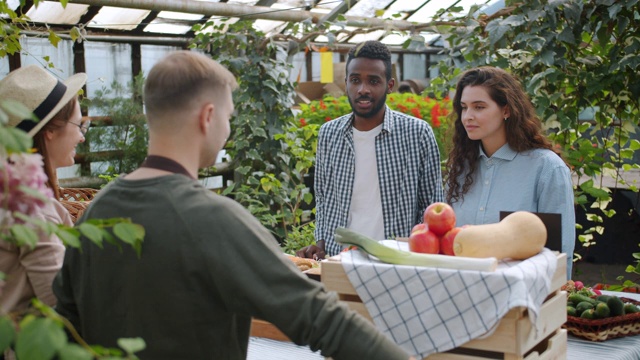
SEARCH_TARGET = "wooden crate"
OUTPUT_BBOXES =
[321,253,568,360]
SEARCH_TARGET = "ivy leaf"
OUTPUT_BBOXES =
[58,343,93,360]
[0,126,32,153]
[55,228,82,248]
[78,223,104,245]
[113,223,145,258]
[0,99,37,122]
[0,317,16,353]
[485,20,510,47]
[48,30,61,48]
[15,318,66,360]
[540,49,556,66]
[557,27,575,43]
[118,337,146,354]
[10,225,39,248]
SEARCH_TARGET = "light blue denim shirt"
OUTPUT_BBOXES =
[451,144,575,278]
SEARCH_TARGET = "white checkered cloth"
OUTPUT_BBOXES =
[341,242,557,359]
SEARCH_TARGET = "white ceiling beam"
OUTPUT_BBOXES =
[67,0,424,30]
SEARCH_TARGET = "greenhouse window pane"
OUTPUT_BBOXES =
[345,0,394,18]
[157,11,204,21]
[20,37,74,79]
[348,30,386,43]
[381,10,409,20]
[83,42,133,105]
[0,57,10,78]
[380,33,407,45]
[388,0,428,12]
[26,1,88,25]
[406,1,450,22]
[403,53,427,79]
[253,19,286,34]
[5,0,20,12]
[144,22,193,34]
[88,7,151,31]
[316,0,342,10]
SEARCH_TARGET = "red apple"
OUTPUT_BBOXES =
[440,227,462,256]
[409,226,440,254]
[423,202,456,236]
[411,223,427,234]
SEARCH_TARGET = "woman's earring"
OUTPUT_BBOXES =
[504,117,508,121]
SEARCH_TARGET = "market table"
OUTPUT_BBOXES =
[247,261,640,359]
[247,333,640,360]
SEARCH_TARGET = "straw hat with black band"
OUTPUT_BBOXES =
[0,64,87,137]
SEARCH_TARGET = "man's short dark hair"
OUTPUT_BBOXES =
[346,41,392,81]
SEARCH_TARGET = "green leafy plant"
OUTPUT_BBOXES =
[192,20,314,242]
[281,221,316,255]
[428,0,640,284]
[82,74,148,177]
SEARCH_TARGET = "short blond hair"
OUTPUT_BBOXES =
[144,51,238,120]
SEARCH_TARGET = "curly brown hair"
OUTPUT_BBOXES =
[445,67,556,203]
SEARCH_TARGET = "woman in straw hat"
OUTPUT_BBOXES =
[0,65,87,314]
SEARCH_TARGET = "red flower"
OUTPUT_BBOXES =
[411,107,422,119]
[311,105,316,112]
[299,118,307,127]
[406,97,415,103]
[398,104,408,113]
[431,104,442,127]
[325,116,332,122]
[319,100,327,110]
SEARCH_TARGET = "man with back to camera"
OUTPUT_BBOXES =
[53,51,414,360]
[297,41,444,259]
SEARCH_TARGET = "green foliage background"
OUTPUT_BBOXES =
[429,0,640,283]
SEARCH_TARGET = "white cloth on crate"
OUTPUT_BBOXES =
[340,243,557,359]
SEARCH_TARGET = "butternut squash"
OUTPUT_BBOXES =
[452,211,547,260]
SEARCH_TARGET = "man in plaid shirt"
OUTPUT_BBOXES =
[297,41,443,259]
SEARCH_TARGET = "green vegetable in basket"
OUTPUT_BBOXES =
[576,301,594,314]
[580,308,596,319]
[567,306,577,317]
[594,302,611,318]
[623,303,639,314]
[569,293,597,306]
[607,296,625,317]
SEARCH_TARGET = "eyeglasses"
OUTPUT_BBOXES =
[69,121,90,135]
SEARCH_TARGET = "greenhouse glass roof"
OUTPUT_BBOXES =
[11,0,504,45]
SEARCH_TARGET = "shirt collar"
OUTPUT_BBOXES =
[478,143,518,160]
[340,105,393,135]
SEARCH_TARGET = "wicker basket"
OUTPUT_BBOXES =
[564,297,640,341]
[58,187,99,223]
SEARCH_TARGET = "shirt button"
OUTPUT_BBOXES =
[479,207,484,211]
[484,180,489,185]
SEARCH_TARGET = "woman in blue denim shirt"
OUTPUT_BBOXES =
[445,67,575,278]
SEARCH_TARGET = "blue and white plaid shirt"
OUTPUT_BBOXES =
[315,106,444,256]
